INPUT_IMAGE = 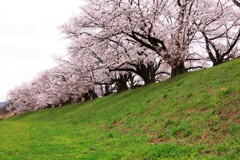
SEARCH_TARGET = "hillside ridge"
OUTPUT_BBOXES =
[0,59,240,159]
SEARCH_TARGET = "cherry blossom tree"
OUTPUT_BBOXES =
[7,61,97,114]
[7,83,37,114]
[7,0,240,115]
[61,0,215,77]
[199,0,240,66]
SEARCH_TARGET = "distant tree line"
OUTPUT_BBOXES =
[6,0,240,114]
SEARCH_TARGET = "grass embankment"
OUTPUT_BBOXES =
[0,59,240,160]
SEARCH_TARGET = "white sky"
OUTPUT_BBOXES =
[0,0,83,101]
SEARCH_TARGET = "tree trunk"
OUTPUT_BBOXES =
[171,62,187,77]
[142,76,155,84]
[212,61,223,66]
[103,85,112,96]
[116,81,128,93]
[82,93,91,101]
[88,89,98,99]
[137,61,156,84]
[114,73,130,93]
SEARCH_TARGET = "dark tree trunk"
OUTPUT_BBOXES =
[115,73,129,93]
[46,103,55,108]
[103,72,131,93]
[76,97,83,103]
[62,96,73,105]
[109,61,161,86]
[135,61,157,84]
[88,89,98,99]
[141,73,156,84]
[171,62,187,77]
[116,81,128,92]
[128,74,136,89]
[82,89,98,101]
[212,61,223,66]
[82,93,91,101]
[103,85,112,96]
[211,52,224,66]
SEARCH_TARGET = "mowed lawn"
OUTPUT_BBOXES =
[0,59,240,160]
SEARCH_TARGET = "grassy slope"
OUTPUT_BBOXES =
[0,59,240,160]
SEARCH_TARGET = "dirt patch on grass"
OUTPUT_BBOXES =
[220,108,240,124]
[148,138,167,144]
[147,130,169,144]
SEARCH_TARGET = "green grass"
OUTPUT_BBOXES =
[0,59,240,159]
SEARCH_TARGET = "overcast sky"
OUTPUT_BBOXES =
[0,0,83,101]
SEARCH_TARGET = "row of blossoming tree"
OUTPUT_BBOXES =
[7,0,240,114]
